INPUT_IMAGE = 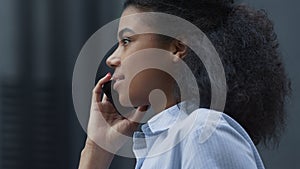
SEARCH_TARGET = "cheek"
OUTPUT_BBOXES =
[117,72,151,107]
[128,69,171,106]
[128,72,152,106]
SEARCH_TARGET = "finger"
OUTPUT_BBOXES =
[127,105,149,123]
[101,94,115,110]
[102,94,109,102]
[99,94,118,115]
[93,73,112,102]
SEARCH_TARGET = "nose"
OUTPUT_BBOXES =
[106,48,121,68]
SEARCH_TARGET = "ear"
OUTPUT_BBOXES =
[170,40,188,62]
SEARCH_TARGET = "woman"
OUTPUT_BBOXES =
[79,0,291,168]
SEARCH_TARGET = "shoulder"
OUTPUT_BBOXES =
[178,108,263,168]
[186,108,254,146]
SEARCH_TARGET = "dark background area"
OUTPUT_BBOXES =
[0,0,298,168]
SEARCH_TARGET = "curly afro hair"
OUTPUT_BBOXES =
[123,0,291,147]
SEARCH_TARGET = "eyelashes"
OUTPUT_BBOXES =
[120,37,131,46]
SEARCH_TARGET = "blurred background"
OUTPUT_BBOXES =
[0,0,298,168]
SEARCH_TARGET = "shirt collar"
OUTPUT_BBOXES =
[141,102,188,135]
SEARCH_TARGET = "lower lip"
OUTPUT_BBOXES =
[113,80,124,90]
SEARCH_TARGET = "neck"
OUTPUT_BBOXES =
[148,88,180,113]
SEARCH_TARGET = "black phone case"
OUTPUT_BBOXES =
[102,80,115,107]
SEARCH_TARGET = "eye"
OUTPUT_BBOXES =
[121,37,131,46]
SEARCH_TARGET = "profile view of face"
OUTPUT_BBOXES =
[106,6,179,109]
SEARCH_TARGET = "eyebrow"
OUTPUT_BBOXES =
[118,28,135,39]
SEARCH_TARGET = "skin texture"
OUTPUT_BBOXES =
[107,6,187,110]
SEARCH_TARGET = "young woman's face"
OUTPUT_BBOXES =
[106,6,177,108]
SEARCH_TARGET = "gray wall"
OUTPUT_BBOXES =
[0,0,123,168]
[241,0,300,168]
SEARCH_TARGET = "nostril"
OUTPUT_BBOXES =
[106,58,120,68]
[106,59,113,67]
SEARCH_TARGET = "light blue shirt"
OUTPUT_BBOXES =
[132,103,265,169]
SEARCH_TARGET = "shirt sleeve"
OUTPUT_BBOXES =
[181,121,259,169]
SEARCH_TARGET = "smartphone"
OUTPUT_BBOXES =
[102,80,115,107]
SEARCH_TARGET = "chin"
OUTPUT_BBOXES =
[118,94,134,107]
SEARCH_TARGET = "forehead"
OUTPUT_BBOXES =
[118,6,183,40]
[118,6,153,34]
[121,6,142,17]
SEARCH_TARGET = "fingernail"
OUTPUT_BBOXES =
[106,72,111,77]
